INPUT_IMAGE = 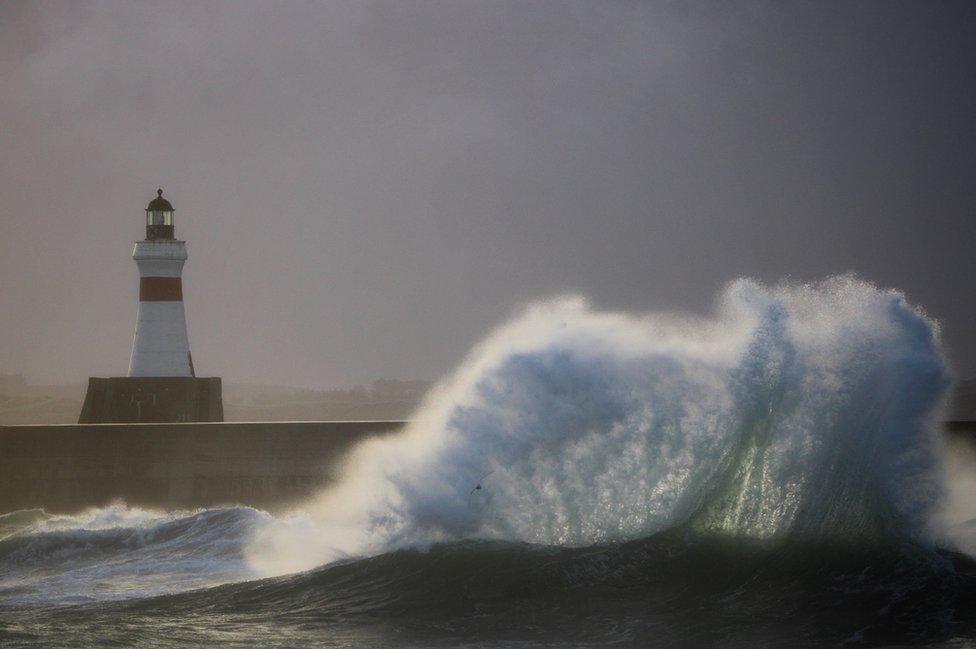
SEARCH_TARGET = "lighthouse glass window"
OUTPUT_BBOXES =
[147,210,172,226]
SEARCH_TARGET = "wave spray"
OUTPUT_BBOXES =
[247,276,948,576]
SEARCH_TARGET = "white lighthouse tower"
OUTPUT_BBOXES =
[128,189,195,377]
[77,189,222,423]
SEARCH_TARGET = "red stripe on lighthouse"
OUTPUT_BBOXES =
[140,277,183,301]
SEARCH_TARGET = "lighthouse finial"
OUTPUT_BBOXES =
[157,188,163,197]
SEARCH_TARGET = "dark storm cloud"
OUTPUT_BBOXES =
[1,1,974,387]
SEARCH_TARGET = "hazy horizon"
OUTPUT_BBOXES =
[2,1,974,388]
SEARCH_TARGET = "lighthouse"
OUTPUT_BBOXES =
[78,190,222,423]
[128,189,194,377]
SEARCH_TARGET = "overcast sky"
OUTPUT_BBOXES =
[1,1,974,387]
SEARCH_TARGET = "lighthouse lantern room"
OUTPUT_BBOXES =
[145,189,175,240]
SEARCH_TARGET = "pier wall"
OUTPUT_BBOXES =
[0,421,405,514]
[2,420,973,516]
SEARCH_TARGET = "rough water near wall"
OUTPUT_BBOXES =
[2,277,975,648]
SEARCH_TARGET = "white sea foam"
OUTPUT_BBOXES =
[246,276,950,576]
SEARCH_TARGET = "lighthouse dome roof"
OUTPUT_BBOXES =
[146,189,174,211]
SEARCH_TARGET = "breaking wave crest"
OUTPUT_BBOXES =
[0,505,267,604]
[247,276,949,575]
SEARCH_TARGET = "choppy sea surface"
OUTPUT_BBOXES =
[3,278,975,647]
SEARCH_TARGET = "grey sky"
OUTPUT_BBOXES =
[1,1,974,387]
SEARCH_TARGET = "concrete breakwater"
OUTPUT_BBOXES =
[0,421,404,515]
[2,420,974,517]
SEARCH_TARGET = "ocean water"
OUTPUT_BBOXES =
[2,277,975,647]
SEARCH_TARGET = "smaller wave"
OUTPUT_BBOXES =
[0,504,270,606]
[0,509,51,541]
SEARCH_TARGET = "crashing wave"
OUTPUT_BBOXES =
[247,276,949,575]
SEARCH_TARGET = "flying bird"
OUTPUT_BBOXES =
[470,471,494,495]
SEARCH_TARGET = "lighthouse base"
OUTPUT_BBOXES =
[79,377,223,424]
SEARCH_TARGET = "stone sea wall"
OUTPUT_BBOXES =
[0,421,405,514]
[2,420,972,516]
